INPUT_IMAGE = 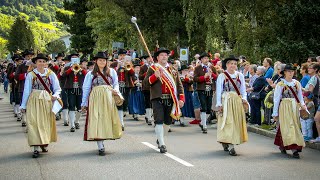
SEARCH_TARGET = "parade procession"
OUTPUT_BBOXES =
[0,0,319,179]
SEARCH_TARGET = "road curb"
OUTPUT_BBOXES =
[247,125,320,151]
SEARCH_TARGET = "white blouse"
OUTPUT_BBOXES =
[216,71,247,107]
[272,79,305,117]
[81,68,119,107]
[20,68,61,109]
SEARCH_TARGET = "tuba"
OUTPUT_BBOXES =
[72,63,81,74]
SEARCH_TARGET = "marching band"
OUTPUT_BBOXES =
[2,45,308,160]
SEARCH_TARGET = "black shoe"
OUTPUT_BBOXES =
[280,149,287,154]
[98,148,106,156]
[147,121,152,126]
[199,124,204,131]
[32,150,40,158]
[134,117,139,121]
[168,128,172,133]
[180,122,185,127]
[202,128,207,134]
[22,122,26,127]
[75,123,80,129]
[222,144,229,152]
[229,148,237,156]
[17,117,21,121]
[292,152,300,159]
[64,122,69,126]
[145,117,148,123]
[70,127,75,132]
[14,114,17,117]
[159,145,167,153]
[156,140,160,149]
[40,146,48,153]
[122,126,124,131]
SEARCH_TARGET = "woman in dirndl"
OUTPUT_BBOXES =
[128,59,145,120]
[215,55,248,156]
[20,53,61,158]
[180,65,195,126]
[81,52,122,156]
[272,64,306,159]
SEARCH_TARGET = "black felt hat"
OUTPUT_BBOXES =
[87,61,94,67]
[133,58,141,67]
[12,54,21,61]
[179,64,188,71]
[222,55,239,70]
[154,47,170,58]
[199,52,209,60]
[55,52,65,59]
[281,63,296,75]
[22,49,34,57]
[32,53,48,63]
[93,52,108,60]
[118,49,127,55]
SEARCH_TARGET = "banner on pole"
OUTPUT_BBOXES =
[179,48,188,61]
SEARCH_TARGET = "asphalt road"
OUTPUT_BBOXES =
[0,90,319,180]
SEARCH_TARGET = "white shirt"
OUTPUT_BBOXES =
[272,79,305,117]
[216,71,247,107]
[20,68,61,109]
[81,68,119,107]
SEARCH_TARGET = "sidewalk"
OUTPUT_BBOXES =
[247,125,320,151]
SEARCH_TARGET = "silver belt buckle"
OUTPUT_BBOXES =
[119,81,126,88]
[161,94,171,99]
[73,82,79,89]
[205,85,212,91]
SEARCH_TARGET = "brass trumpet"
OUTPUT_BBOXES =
[72,63,82,73]
[125,61,133,71]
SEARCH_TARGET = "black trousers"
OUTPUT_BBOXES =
[67,88,82,111]
[249,98,263,125]
[143,90,151,108]
[117,87,131,111]
[61,89,68,109]
[13,89,20,104]
[198,90,213,114]
[151,98,173,125]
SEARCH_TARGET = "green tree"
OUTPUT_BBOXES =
[7,16,35,53]
[45,39,67,54]
[56,0,95,56]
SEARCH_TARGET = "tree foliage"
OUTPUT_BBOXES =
[56,0,95,55]
[0,0,64,23]
[182,0,320,63]
[7,16,35,53]
[45,39,67,54]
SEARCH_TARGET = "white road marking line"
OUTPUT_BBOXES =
[141,142,194,167]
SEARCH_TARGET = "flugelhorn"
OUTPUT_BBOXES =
[125,61,133,71]
[72,63,81,73]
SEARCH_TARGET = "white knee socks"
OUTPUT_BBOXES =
[200,112,207,128]
[21,113,26,123]
[155,125,165,146]
[146,108,151,121]
[180,117,185,124]
[69,111,76,128]
[118,110,124,126]
[14,105,18,114]
[75,111,81,124]
[228,144,234,150]
[97,140,104,150]
[62,109,69,123]
[34,146,39,152]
